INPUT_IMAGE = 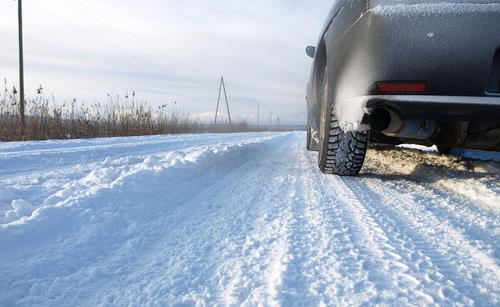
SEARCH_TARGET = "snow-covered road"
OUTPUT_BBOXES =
[1,132,499,306]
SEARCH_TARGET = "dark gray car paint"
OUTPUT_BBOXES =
[306,0,500,150]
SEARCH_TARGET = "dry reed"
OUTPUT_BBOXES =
[0,80,254,141]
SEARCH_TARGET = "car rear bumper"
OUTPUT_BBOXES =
[366,95,500,122]
[333,94,500,133]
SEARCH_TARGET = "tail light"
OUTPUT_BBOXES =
[376,82,427,94]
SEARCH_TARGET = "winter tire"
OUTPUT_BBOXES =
[306,121,319,151]
[317,68,369,176]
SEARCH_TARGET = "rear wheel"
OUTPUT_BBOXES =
[306,121,319,151]
[317,68,369,176]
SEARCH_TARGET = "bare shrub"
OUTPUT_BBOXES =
[0,81,255,141]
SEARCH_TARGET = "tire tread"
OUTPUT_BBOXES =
[319,108,368,176]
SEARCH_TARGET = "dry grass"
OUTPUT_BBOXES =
[0,80,255,141]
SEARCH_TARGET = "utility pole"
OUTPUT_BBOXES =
[269,110,272,130]
[257,101,260,126]
[221,76,231,124]
[18,0,25,136]
[214,76,232,125]
[214,77,222,125]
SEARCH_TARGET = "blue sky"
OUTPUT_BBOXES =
[0,0,331,124]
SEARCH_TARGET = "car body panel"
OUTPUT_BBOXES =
[306,0,500,150]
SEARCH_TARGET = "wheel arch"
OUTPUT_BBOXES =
[308,39,328,132]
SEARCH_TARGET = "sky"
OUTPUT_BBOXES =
[0,0,331,124]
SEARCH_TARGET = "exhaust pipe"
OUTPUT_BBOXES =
[371,108,435,140]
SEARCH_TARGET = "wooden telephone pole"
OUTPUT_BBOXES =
[257,101,260,126]
[214,76,232,125]
[18,0,26,136]
[269,110,273,130]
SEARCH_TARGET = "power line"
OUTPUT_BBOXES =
[64,0,214,80]
[67,0,149,46]
[24,0,177,78]
[66,1,176,62]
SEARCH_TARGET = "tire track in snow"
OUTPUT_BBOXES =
[320,175,440,305]
[215,174,295,306]
[357,177,500,305]
[282,146,439,305]
[89,133,297,306]
[340,177,476,304]
[369,175,500,263]
[280,150,377,305]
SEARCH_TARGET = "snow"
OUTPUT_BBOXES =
[370,2,500,16]
[6,199,34,219]
[334,96,371,132]
[0,132,499,305]
[398,144,437,152]
[452,148,500,162]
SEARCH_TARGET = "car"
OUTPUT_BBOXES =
[305,0,500,176]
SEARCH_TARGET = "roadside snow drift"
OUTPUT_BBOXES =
[0,132,499,305]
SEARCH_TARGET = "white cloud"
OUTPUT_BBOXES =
[0,0,331,124]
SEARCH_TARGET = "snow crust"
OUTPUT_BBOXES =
[0,133,499,305]
[334,96,370,132]
[370,2,500,16]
